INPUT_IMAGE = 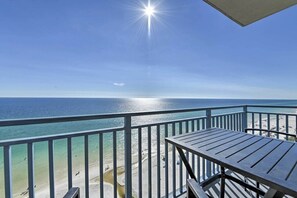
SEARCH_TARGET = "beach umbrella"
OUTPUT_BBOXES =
[203,0,297,26]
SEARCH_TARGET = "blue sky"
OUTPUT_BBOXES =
[0,0,297,99]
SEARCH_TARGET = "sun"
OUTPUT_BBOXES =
[142,1,157,37]
[144,4,155,17]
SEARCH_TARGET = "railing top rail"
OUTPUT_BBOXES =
[132,116,207,129]
[0,126,124,146]
[247,111,297,116]
[247,105,297,108]
[1,104,296,127]
[0,105,245,127]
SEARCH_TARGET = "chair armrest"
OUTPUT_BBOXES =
[187,179,209,198]
[63,187,80,198]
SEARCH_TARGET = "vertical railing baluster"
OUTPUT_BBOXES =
[241,112,243,131]
[124,115,132,198]
[295,115,297,138]
[267,114,271,138]
[216,116,219,127]
[229,114,231,129]
[206,109,211,129]
[202,158,206,181]
[186,121,189,181]
[179,122,183,194]
[227,115,230,130]
[48,140,55,198]
[191,120,195,176]
[197,155,201,183]
[99,133,104,198]
[27,142,35,198]
[238,113,240,131]
[113,131,118,198]
[157,125,161,198]
[252,113,255,134]
[238,113,241,131]
[286,115,289,140]
[84,135,89,198]
[213,117,217,173]
[67,137,72,190]
[196,119,201,182]
[229,114,232,130]
[212,161,215,175]
[218,115,223,173]
[148,126,152,198]
[4,145,12,198]
[236,113,239,131]
[227,115,230,129]
[202,118,206,129]
[205,109,211,178]
[233,114,236,130]
[228,115,231,130]
[276,114,280,139]
[172,123,176,197]
[259,113,262,136]
[235,113,238,131]
[138,128,142,198]
[196,119,200,131]
[165,124,169,198]
[235,113,238,130]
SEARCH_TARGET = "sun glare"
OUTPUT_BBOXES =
[144,5,155,17]
[142,1,157,38]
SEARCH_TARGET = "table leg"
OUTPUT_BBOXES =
[256,181,260,198]
[220,166,225,198]
[176,147,197,181]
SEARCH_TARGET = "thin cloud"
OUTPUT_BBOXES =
[113,82,125,87]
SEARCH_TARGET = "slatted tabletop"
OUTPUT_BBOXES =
[166,128,297,197]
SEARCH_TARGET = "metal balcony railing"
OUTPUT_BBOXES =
[0,105,296,198]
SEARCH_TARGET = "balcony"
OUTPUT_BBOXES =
[0,105,296,198]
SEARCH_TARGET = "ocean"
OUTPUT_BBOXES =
[1,98,297,197]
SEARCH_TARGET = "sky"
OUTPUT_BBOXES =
[0,0,297,99]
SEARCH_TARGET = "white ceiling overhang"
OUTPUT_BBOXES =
[204,0,297,26]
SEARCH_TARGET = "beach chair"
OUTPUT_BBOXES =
[63,187,80,198]
[245,128,297,142]
[187,179,210,198]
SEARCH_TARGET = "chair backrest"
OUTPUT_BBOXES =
[245,128,297,142]
[63,187,80,198]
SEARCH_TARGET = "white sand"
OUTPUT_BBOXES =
[14,146,192,198]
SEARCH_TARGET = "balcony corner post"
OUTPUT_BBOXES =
[124,115,132,198]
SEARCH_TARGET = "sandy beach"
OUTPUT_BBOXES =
[10,141,192,198]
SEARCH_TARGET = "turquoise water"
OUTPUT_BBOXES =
[2,98,297,120]
[1,98,297,197]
